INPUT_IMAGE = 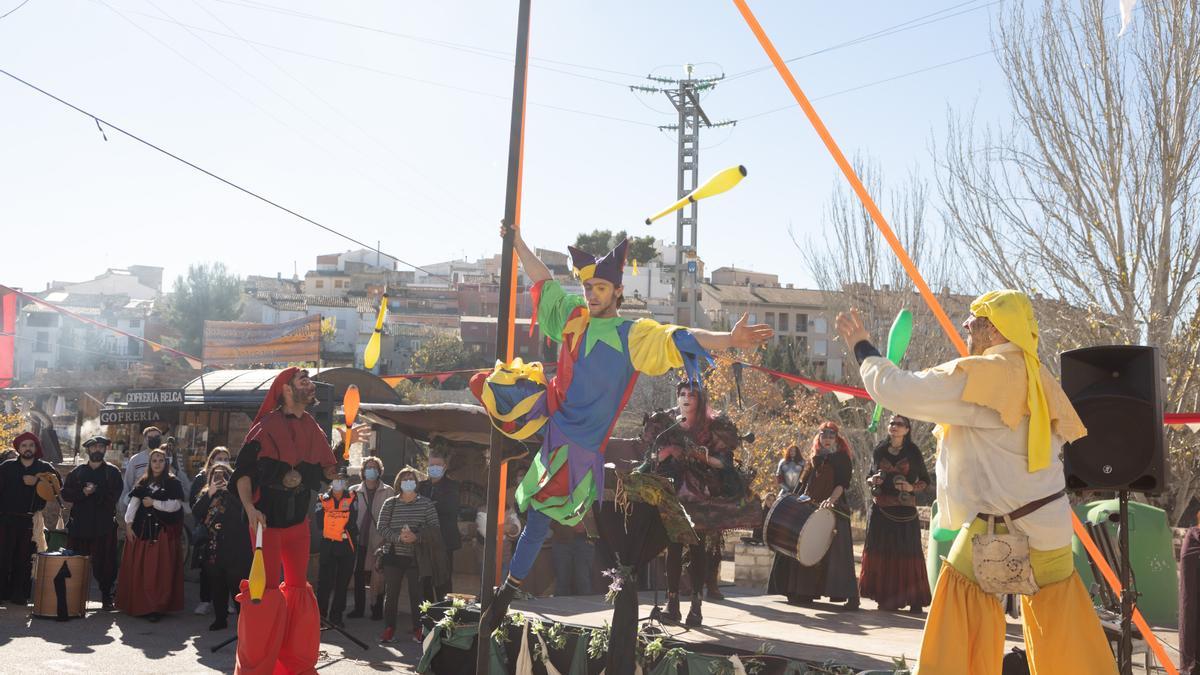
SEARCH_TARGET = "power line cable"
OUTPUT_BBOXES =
[98,0,480,235]
[0,68,455,283]
[0,0,31,20]
[723,0,1000,82]
[204,0,644,80]
[98,7,659,129]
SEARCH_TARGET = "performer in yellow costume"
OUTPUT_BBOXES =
[835,290,1117,675]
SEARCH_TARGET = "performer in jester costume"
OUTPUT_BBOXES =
[474,222,773,622]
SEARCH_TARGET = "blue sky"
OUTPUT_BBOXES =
[2,0,1012,293]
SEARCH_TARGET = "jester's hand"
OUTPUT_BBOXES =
[730,313,774,349]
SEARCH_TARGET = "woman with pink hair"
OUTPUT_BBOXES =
[767,421,859,609]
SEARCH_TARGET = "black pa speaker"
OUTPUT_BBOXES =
[1060,345,1165,493]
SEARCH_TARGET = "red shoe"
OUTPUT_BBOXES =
[379,626,395,643]
[412,628,424,643]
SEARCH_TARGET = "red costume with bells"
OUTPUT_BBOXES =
[232,368,336,675]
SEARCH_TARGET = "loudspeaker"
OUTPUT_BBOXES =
[1061,345,1165,493]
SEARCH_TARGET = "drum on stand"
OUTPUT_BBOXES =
[32,553,90,619]
[764,494,836,566]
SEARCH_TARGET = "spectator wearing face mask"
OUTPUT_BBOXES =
[191,461,250,631]
[348,456,393,620]
[376,466,439,644]
[313,465,359,628]
[60,436,124,610]
[119,426,164,520]
[189,446,233,617]
[417,446,460,601]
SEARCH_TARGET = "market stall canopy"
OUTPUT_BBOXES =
[182,367,402,410]
[356,402,493,447]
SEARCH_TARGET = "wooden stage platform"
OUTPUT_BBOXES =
[509,587,1179,672]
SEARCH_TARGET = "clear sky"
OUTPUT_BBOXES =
[2,0,1013,293]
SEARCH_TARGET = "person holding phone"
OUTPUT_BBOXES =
[192,461,250,631]
[375,466,439,644]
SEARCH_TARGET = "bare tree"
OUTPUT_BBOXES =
[796,156,964,510]
[936,0,1200,519]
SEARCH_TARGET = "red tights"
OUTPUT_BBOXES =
[235,521,320,675]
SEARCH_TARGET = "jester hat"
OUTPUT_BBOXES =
[568,238,629,285]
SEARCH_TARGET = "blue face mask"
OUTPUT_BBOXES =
[400,480,417,493]
[427,465,445,479]
[363,468,380,481]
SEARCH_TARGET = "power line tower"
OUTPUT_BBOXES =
[632,64,735,326]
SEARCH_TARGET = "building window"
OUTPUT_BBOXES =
[812,317,828,333]
[27,313,56,328]
[316,280,325,289]
[796,336,809,354]
[779,313,789,332]
[34,360,48,371]
[336,318,347,330]
[765,312,775,329]
[34,331,51,353]
[814,339,828,356]
[127,337,141,357]
[748,313,757,325]
[127,319,141,329]
[796,313,808,332]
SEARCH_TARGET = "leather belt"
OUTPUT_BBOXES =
[978,490,1065,522]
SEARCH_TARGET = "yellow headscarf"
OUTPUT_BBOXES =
[969,290,1053,472]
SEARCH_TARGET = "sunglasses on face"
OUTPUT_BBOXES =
[887,421,909,428]
[819,430,837,437]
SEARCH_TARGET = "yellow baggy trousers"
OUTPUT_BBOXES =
[916,517,1118,675]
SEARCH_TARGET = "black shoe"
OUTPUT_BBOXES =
[843,599,860,610]
[829,597,847,603]
[706,586,725,601]
[100,597,115,611]
[787,595,814,606]
[907,604,923,614]
[209,619,228,631]
[662,594,682,623]
[347,609,364,619]
[685,602,703,627]
[481,578,519,629]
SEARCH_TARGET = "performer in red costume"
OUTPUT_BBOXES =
[232,368,337,675]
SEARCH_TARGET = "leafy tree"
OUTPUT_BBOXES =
[167,263,243,357]
[411,334,487,372]
[573,229,659,264]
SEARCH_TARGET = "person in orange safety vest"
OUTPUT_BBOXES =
[313,465,359,628]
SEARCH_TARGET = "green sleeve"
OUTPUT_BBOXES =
[535,280,586,344]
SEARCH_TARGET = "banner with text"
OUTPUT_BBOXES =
[202,315,321,366]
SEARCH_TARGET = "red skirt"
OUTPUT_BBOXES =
[858,503,931,609]
[116,529,184,616]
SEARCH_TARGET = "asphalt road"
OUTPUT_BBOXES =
[0,579,424,674]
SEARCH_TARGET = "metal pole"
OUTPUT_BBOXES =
[476,0,531,671]
[1118,490,1133,675]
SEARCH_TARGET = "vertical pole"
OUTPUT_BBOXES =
[1118,491,1133,675]
[477,0,531,671]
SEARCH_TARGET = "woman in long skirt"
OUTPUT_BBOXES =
[117,448,185,621]
[858,414,932,612]
[768,421,859,610]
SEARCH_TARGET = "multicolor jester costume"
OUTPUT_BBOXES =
[472,238,711,596]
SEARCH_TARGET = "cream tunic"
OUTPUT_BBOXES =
[859,343,1071,550]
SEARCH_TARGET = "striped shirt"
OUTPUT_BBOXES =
[376,494,439,557]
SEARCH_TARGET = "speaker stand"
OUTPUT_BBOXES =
[1117,490,1134,675]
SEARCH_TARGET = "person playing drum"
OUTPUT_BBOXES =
[767,421,860,610]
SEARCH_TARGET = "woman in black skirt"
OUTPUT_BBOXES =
[858,414,931,612]
[768,421,859,609]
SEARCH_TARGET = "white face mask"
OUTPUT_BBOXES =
[331,480,347,492]
[400,480,417,494]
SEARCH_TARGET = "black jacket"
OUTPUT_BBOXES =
[61,462,123,538]
[417,477,461,553]
[193,488,252,574]
[0,458,60,522]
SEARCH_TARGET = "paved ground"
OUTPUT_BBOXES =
[0,580,423,674]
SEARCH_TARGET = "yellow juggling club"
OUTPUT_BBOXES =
[645,165,747,225]
[363,293,388,369]
[248,522,265,603]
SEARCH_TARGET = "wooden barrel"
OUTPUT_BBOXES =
[32,553,90,619]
